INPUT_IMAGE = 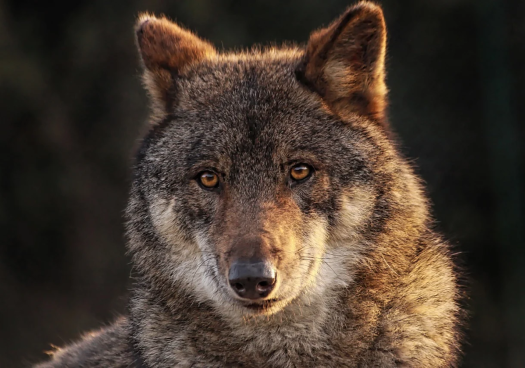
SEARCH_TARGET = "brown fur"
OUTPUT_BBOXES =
[35,2,462,367]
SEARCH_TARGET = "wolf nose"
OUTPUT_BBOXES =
[228,259,276,300]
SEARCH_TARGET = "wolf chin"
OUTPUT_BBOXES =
[36,2,462,367]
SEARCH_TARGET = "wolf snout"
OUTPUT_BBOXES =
[228,259,276,300]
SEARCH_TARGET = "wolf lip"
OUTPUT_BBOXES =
[242,298,279,310]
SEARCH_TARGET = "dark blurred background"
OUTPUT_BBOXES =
[1,0,523,366]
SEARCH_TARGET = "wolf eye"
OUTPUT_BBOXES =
[198,171,219,189]
[290,164,312,182]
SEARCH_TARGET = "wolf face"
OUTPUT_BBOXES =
[128,3,421,318]
[33,4,461,367]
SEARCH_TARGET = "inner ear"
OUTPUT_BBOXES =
[297,2,388,125]
[135,14,216,117]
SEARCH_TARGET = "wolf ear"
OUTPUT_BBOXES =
[296,2,387,124]
[135,14,216,116]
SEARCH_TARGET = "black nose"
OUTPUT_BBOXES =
[228,259,276,300]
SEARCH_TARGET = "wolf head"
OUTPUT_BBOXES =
[127,2,427,318]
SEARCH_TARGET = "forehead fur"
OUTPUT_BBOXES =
[150,49,372,171]
[174,48,319,117]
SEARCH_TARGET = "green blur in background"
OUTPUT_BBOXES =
[0,0,524,367]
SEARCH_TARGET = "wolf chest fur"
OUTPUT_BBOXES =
[36,2,462,367]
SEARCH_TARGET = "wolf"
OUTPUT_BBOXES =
[35,2,462,367]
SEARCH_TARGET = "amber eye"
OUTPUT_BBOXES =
[290,164,312,182]
[198,171,219,189]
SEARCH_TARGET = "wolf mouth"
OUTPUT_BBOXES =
[242,298,280,310]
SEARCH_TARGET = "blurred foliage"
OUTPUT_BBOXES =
[0,0,523,367]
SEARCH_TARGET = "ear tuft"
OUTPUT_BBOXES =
[297,1,388,125]
[135,14,215,72]
[135,13,216,117]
